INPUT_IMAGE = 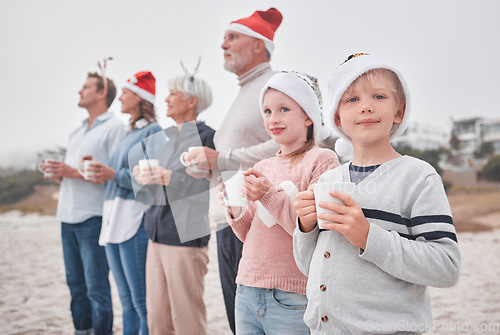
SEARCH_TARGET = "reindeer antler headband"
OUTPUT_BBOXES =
[180,56,201,82]
[97,57,113,91]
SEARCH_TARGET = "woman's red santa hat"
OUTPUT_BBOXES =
[226,8,283,56]
[122,71,156,104]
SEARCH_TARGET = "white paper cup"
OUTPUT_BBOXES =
[221,170,248,207]
[179,146,209,174]
[314,182,356,229]
[78,160,98,180]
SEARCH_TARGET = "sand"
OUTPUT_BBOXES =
[0,211,231,335]
[1,211,499,334]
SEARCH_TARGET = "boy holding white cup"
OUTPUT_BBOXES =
[293,53,461,334]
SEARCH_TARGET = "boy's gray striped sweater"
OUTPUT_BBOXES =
[294,155,461,334]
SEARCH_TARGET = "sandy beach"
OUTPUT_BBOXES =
[0,209,499,334]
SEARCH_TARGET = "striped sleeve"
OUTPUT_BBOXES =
[360,174,461,288]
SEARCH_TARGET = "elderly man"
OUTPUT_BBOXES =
[43,72,124,335]
[185,8,283,334]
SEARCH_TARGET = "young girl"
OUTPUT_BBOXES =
[218,71,339,334]
[294,54,460,334]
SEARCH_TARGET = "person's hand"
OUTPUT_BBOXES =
[133,165,142,183]
[42,160,79,182]
[185,167,211,180]
[317,191,370,250]
[242,168,272,202]
[294,188,318,233]
[136,165,172,186]
[217,176,241,218]
[183,146,219,171]
[85,161,115,184]
[40,159,61,183]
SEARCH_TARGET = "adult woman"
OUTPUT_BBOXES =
[131,70,215,335]
[90,71,162,335]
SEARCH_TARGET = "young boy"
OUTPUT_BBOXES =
[293,53,461,334]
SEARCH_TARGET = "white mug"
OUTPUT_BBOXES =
[37,158,57,177]
[139,159,159,169]
[78,160,98,180]
[314,182,356,229]
[221,170,249,207]
[138,159,159,179]
[179,146,209,174]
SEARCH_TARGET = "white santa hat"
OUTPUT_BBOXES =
[326,53,411,157]
[122,71,156,104]
[259,71,331,142]
[226,8,283,56]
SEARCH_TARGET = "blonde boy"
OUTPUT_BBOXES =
[293,54,461,334]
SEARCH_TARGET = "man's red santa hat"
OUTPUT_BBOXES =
[226,8,283,56]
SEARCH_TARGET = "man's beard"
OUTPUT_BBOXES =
[223,47,253,74]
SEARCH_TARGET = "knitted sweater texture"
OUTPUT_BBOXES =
[228,146,339,295]
[293,155,461,334]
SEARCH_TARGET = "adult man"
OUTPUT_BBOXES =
[44,72,124,335]
[185,8,283,334]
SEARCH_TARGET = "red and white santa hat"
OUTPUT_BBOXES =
[260,71,331,142]
[122,71,156,104]
[326,53,411,156]
[226,8,283,56]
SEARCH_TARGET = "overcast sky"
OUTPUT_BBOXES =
[1,0,499,167]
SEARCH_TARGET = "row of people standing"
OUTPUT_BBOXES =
[42,7,291,335]
[41,6,336,335]
[42,66,216,335]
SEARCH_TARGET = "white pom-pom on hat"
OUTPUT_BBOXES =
[334,138,353,157]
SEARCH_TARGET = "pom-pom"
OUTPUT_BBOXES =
[318,124,332,141]
[335,138,353,157]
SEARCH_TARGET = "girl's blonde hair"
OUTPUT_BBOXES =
[287,123,315,166]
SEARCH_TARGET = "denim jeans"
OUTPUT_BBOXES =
[61,217,113,335]
[216,224,243,334]
[105,221,148,335]
[235,285,310,335]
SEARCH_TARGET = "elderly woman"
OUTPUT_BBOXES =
[130,71,215,335]
[89,71,162,335]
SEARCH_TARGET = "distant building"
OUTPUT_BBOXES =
[392,121,449,151]
[448,116,500,167]
[451,117,483,163]
[480,117,500,155]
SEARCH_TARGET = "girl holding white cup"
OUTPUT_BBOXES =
[218,71,339,334]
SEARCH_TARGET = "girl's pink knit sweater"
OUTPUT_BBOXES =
[226,146,339,295]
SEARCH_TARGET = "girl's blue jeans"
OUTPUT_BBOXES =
[235,284,310,334]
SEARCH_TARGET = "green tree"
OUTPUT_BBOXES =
[445,130,462,165]
[481,155,500,182]
[475,142,494,159]
[0,170,53,205]
[394,144,443,175]
[449,130,461,152]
